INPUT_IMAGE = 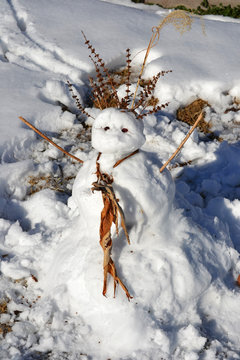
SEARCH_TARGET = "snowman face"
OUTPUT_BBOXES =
[92,108,146,155]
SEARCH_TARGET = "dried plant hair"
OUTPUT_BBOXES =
[77,32,170,119]
[67,11,203,121]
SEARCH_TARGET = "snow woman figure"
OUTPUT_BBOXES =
[20,35,203,304]
[69,107,175,299]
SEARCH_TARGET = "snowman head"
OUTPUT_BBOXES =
[92,108,146,156]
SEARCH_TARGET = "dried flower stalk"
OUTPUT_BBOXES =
[81,32,169,118]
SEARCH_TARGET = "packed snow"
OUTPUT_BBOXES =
[0,0,240,359]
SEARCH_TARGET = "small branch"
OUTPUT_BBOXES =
[160,111,203,173]
[19,116,84,164]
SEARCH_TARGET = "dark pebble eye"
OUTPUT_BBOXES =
[104,126,110,131]
[122,128,128,133]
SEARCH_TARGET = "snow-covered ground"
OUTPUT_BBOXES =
[0,0,240,359]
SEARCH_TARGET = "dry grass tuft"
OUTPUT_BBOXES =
[0,299,8,314]
[28,174,75,195]
[0,323,12,337]
[176,99,224,141]
[156,9,193,35]
[177,99,210,133]
[0,299,12,337]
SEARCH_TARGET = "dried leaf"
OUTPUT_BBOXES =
[31,274,38,283]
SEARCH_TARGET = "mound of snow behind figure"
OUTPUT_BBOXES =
[42,108,233,359]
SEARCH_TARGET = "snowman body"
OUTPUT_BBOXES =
[70,108,175,243]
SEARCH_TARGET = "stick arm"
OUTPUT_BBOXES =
[19,116,84,164]
[160,111,203,173]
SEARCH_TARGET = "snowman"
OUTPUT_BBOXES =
[69,107,175,299]
[25,104,233,357]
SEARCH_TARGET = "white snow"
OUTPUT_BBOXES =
[1,0,240,359]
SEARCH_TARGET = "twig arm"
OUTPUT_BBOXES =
[160,111,203,173]
[19,116,84,164]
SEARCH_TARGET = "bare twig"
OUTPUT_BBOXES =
[159,111,203,173]
[19,116,83,163]
[67,81,95,119]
